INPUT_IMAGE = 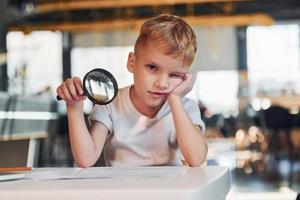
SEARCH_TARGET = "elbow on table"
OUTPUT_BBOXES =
[188,157,206,167]
[187,150,208,167]
[74,158,96,168]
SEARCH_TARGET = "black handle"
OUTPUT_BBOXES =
[56,95,62,101]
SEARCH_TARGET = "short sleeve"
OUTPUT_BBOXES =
[88,104,112,133]
[183,98,206,134]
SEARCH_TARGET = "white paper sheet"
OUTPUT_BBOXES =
[26,167,187,181]
[0,172,26,181]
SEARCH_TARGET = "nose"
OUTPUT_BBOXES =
[155,75,169,90]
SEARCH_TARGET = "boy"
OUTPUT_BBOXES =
[56,14,207,167]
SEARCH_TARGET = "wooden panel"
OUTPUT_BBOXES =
[9,14,274,33]
[36,0,252,12]
[0,140,28,167]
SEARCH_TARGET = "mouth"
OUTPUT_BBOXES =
[148,91,169,99]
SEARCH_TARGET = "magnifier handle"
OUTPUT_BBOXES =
[56,95,62,101]
[56,94,86,101]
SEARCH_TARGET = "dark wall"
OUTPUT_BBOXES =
[0,25,8,92]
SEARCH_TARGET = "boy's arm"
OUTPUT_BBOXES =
[168,95,207,167]
[168,73,207,167]
[68,105,108,168]
[57,77,108,168]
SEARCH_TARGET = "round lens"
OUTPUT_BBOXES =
[83,69,118,105]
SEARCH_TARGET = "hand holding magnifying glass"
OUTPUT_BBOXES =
[57,68,118,105]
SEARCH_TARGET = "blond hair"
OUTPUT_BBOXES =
[134,14,197,66]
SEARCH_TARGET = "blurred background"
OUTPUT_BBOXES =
[0,0,300,199]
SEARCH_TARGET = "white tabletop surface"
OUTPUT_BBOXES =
[0,166,230,200]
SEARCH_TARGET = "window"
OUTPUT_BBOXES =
[6,31,62,96]
[188,70,239,114]
[247,24,300,96]
[71,46,133,88]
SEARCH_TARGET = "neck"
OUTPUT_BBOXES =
[130,86,163,118]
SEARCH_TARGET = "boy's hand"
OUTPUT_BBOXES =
[170,73,196,97]
[56,77,86,108]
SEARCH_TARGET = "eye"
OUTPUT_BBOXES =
[146,64,157,72]
[170,74,184,79]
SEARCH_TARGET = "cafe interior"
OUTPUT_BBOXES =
[1,0,300,199]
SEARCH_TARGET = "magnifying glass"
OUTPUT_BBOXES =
[57,68,118,105]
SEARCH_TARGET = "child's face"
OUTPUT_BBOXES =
[127,41,190,109]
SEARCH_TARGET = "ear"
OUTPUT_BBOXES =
[127,52,136,73]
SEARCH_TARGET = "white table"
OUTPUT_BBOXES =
[0,166,230,200]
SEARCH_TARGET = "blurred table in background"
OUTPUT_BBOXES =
[257,95,300,110]
[0,92,58,167]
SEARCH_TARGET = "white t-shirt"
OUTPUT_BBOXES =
[89,85,205,166]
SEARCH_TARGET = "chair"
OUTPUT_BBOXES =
[262,105,295,185]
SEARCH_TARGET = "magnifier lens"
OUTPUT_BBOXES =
[83,69,118,105]
[56,68,118,104]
